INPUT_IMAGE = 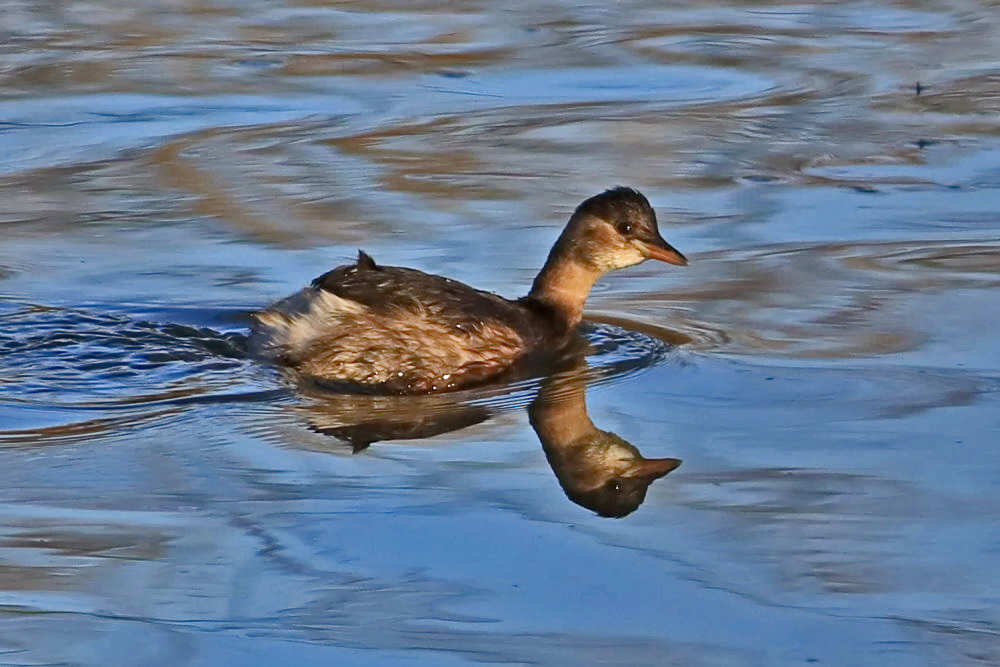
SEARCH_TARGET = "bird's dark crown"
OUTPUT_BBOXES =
[573,186,656,225]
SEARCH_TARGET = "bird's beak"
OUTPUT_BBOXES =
[623,457,683,480]
[639,238,688,266]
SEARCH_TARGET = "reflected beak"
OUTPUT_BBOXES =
[639,238,688,266]
[624,457,683,480]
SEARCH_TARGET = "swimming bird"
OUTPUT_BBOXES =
[249,187,687,393]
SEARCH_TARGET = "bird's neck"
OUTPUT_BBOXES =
[529,372,596,447]
[525,252,601,330]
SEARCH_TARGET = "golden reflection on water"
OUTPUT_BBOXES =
[1,0,999,664]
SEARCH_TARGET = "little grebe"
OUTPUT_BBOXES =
[249,187,687,393]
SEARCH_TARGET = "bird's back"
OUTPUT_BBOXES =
[249,252,558,392]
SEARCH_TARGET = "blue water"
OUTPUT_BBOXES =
[1,1,999,665]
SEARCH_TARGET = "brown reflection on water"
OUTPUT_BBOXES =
[597,240,1000,359]
[288,357,681,517]
[150,127,390,248]
[323,117,526,202]
[530,366,681,518]
[2,528,167,561]
[878,72,1000,116]
[0,411,177,448]
[1,0,999,663]
[291,385,493,452]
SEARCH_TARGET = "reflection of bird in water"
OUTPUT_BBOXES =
[529,369,681,518]
[292,352,680,518]
[250,187,686,393]
[292,387,492,453]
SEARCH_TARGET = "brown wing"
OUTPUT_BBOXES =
[254,252,555,392]
[311,251,542,336]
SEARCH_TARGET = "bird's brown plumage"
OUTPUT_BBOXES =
[249,187,686,393]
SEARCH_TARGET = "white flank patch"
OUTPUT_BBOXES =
[254,288,369,359]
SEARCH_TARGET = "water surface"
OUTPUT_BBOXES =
[1,1,999,665]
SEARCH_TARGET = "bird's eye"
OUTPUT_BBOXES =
[616,221,633,235]
[605,479,623,494]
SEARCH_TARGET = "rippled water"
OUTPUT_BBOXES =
[1,1,999,665]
